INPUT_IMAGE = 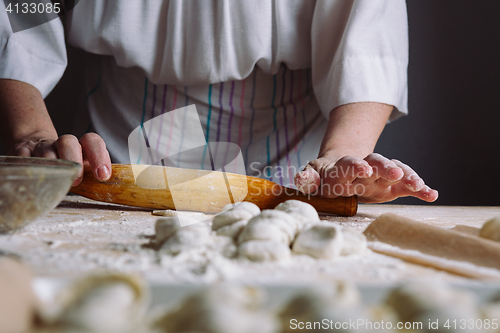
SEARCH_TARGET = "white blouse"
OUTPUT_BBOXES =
[0,0,409,187]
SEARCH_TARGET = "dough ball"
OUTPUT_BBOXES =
[479,216,500,242]
[221,203,234,213]
[212,209,254,231]
[215,220,248,239]
[155,217,181,244]
[154,284,276,333]
[152,209,177,217]
[213,202,260,231]
[274,200,320,226]
[239,210,298,244]
[340,228,367,256]
[385,283,478,323]
[54,274,147,333]
[292,224,343,259]
[238,221,291,244]
[238,240,291,262]
[232,202,261,216]
[160,227,210,254]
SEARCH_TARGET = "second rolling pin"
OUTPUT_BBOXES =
[364,213,500,279]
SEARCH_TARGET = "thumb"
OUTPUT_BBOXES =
[294,164,321,194]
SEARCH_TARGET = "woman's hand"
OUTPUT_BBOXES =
[295,153,438,203]
[294,102,438,203]
[11,132,112,187]
[0,79,111,186]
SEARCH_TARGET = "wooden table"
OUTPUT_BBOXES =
[1,195,499,286]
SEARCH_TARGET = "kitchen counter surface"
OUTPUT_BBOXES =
[2,195,500,286]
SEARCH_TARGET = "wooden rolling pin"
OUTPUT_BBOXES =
[71,164,357,216]
[364,213,500,279]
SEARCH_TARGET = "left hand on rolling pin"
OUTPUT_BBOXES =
[294,153,439,203]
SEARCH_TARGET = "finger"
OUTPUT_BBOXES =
[294,165,321,194]
[363,153,403,182]
[55,135,84,186]
[79,133,111,181]
[391,159,425,192]
[322,156,373,185]
[12,141,37,157]
[14,146,33,157]
[392,184,439,202]
[33,140,58,159]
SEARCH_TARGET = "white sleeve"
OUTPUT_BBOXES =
[311,0,408,120]
[0,2,67,98]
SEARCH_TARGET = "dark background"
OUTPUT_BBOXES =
[3,0,500,205]
[375,0,500,205]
